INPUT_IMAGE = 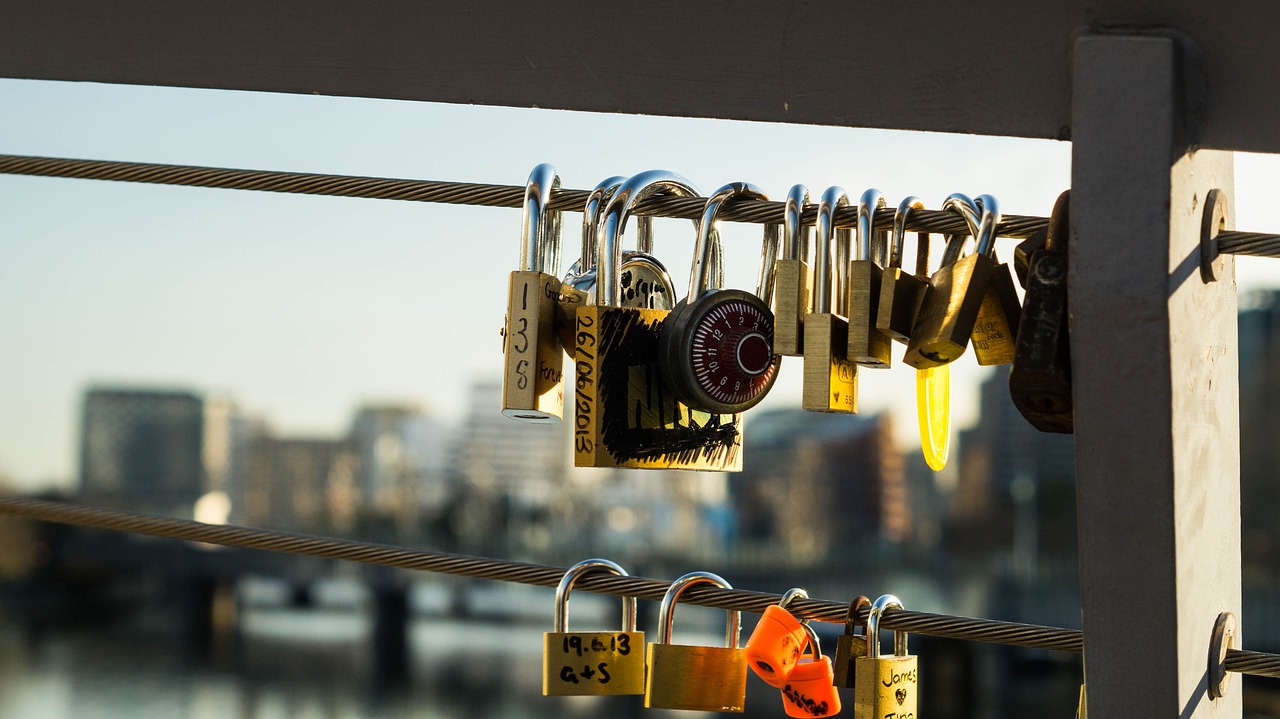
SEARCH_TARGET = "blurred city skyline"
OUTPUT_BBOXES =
[4,77,1280,490]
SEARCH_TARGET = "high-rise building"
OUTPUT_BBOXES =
[79,387,205,516]
[240,434,358,533]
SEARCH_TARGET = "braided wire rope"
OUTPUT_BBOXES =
[0,152,1242,250]
[2,495,1278,678]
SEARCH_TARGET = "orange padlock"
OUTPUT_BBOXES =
[745,587,811,687]
[781,624,842,718]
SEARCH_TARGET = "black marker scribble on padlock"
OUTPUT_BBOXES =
[596,309,741,466]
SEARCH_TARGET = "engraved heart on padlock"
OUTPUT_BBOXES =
[896,687,907,705]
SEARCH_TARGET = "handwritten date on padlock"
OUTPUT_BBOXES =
[573,313,597,456]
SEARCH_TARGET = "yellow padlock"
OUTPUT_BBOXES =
[542,558,645,696]
[645,571,748,713]
[853,595,917,719]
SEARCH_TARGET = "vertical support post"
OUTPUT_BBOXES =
[1072,35,1240,717]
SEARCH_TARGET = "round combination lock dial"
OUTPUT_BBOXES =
[660,289,781,414]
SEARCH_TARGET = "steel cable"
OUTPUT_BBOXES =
[0,152,1196,248]
[4,494,1278,678]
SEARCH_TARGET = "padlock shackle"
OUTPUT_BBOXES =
[521,163,562,275]
[843,595,871,636]
[777,587,809,614]
[974,194,1002,258]
[657,571,741,649]
[856,188,889,265]
[579,175,627,276]
[1045,190,1070,252]
[940,193,980,266]
[689,182,769,299]
[891,196,927,273]
[866,594,908,659]
[800,621,823,660]
[553,558,636,633]
[598,170,700,307]
[758,222,782,304]
[815,186,852,315]
[783,184,811,263]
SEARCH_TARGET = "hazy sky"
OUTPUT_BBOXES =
[2,78,1278,490]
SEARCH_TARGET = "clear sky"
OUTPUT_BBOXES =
[2,78,1278,490]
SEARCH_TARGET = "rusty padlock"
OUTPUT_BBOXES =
[831,595,871,688]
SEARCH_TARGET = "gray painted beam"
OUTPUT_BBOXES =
[1072,35,1241,716]
[2,1,1280,152]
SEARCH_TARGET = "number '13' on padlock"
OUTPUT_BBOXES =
[543,559,645,696]
[854,595,917,719]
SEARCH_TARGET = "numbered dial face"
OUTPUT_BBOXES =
[675,291,780,413]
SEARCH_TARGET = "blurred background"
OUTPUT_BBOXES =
[2,78,1280,717]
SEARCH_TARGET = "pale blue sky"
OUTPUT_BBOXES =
[2,78,1277,489]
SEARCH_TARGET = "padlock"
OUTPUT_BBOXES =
[501,163,566,423]
[876,197,931,344]
[781,623,842,718]
[1009,190,1073,433]
[773,184,813,356]
[745,587,811,687]
[801,186,858,413]
[644,571,748,713]
[660,182,782,414]
[965,195,1021,366]
[558,176,670,355]
[846,189,893,367]
[902,192,991,369]
[573,170,744,471]
[543,558,645,696]
[917,363,952,471]
[831,595,871,688]
[853,595,917,719]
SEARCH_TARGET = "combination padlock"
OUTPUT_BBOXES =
[846,188,893,367]
[558,175,671,355]
[1009,190,1073,433]
[644,571,748,713]
[660,182,782,414]
[876,197,931,344]
[772,184,813,356]
[543,558,645,696]
[801,186,858,413]
[501,163,566,422]
[963,194,1021,366]
[745,587,811,687]
[853,595,917,719]
[903,193,990,369]
[831,595,871,688]
[573,170,744,471]
[781,623,841,718]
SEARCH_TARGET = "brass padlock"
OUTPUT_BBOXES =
[645,571,748,713]
[573,170,744,471]
[502,163,566,422]
[802,186,858,413]
[1009,190,1073,433]
[543,558,645,696]
[903,193,991,369]
[558,175,669,355]
[831,595,871,688]
[853,595,917,719]
[659,182,782,414]
[773,184,813,356]
[846,189,893,368]
[965,195,1021,366]
[877,197,931,344]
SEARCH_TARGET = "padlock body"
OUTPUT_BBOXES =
[971,262,1021,366]
[773,258,811,356]
[782,657,841,718]
[854,655,918,719]
[831,633,868,688]
[846,260,892,367]
[645,642,747,713]
[1009,247,1073,433]
[877,269,928,344]
[573,305,743,471]
[543,631,645,696]
[801,313,858,414]
[502,270,565,422]
[744,605,809,687]
[904,253,995,369]
[555,280,590,358]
